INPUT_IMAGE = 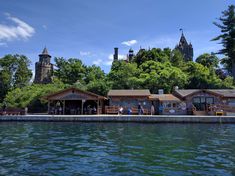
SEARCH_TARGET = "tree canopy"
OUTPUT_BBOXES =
[212,5,235,78]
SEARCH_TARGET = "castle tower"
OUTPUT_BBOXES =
[34,47,53,84]
[175,31,193,61]
[128,48,134,62]
[113,47,118,61]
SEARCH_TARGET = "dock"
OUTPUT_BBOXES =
[1,115,235,123]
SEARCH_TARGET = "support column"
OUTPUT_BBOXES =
[81,99,85,115]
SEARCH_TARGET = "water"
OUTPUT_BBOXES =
[0,122,235,176]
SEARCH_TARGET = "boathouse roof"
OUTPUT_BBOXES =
[174,89,235,98]
[149,94,181,102]
[43,87,107,100]
[108,89,151,97]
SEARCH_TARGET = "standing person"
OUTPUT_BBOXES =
[25,107,28,115]
[140,105,144,115]
[118,106,123,115]
[151,104,155,115]
[138,103,141,115]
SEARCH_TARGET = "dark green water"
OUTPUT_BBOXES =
[0,122,235,176]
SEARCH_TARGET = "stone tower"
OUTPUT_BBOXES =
[175,32,193,61]
[113,47,118,61]
[34,47,53,84]
[128,48,134,62]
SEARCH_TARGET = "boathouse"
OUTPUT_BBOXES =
[106,89,152,114]
[149,94,187,115]
[173,89,235,115]
[43,87,107,115]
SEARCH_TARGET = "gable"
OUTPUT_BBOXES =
[44,88,105,100]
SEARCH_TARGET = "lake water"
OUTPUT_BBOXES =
[0,122,235,176]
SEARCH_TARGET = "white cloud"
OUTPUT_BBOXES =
[80,51,91,56]
[121,39,137,46]
[0,13,35,42]
[92,59,102,65]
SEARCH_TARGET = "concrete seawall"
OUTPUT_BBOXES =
[1,115,235,123]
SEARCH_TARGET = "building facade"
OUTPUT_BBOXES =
[34,48,53,84]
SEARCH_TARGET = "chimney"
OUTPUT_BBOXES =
[158,89,164,95]
[113,47,118,61]
[174,86,179,91]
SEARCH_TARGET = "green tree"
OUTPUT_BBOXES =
[107,61,141,89]
[133,48,171,66]
[212,5,235,78]
[139,61,188,93]
[0,55,32,102]
[4,82,66,112]
[170,49,185,67]
[54,57,86,85]
[184,62,233,89]
[195,53,219,68]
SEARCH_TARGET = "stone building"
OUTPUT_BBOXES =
[34,47,53,84]
[175,32,193,61]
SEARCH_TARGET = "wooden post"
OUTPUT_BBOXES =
[81,100,85,115]
[97,100,99,115]
[63,100,65,115]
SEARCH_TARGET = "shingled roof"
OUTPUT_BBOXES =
[108,89,151,97]
[174,89,235,98]
[149,94,181,102]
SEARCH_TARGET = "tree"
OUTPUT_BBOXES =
[0,55,32,102]
[195,53,219,68]
[3,82,66,112]
[133,48,171,66]
[54,57,86,85]
[212,5,235,78]
[184,62,233,89]
[139,61,188,93]
[170,49,185,67]
[107,61,141,89]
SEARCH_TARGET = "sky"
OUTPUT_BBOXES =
[0,0,234,74]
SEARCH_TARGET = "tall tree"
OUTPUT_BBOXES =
[54,57,86,85]
[0,55,32,102]
[212,5,235,78]
[195,53,219,68]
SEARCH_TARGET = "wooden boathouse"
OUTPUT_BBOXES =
[43,87,107,115]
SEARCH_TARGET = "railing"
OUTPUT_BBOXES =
[105,106,150,115]
[0,108,26,115]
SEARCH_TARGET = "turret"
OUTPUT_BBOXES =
[34,47,53,84]
[113,47,118,61]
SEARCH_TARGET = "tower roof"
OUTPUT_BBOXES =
[39,47,51,57]
[42,47,49,55]
[179,33,188,46]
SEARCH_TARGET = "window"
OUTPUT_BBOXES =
[193,97,214,111]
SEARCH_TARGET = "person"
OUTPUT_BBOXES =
[140,105,144,115]
[59,106,62,115]
[127,107,132,115]
[92,106,97,114]
[138,103,141,115]
[151,104,155,115]
[118,106,123,115]
[25,107,28,115]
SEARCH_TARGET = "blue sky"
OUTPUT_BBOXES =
[0,0,234,73]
